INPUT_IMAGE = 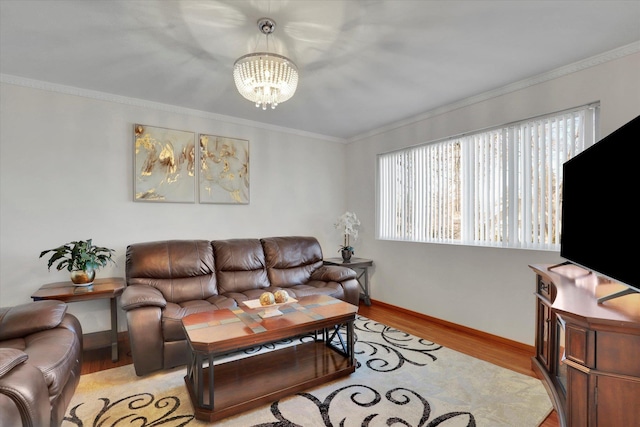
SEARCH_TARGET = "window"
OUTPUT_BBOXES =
[377,104,599,250]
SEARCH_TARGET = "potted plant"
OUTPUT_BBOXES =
[39,239,115,286]
[334,211,361,262]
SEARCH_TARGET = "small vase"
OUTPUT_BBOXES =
[341,249,352,263]
[70,269,95,286]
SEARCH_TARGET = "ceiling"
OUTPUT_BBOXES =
[1,1,639,141]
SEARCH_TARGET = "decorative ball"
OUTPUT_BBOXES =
[259,292,275,306]
[274,290,289,304]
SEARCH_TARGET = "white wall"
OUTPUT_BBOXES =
[346,52,640,345]
[0,83,348,332]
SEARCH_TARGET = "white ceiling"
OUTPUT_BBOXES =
[1,0,639,140]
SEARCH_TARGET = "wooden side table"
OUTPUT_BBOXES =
[31,277,125,362]
[323,257,373,306]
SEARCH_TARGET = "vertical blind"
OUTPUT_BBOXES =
[377,104,599,249]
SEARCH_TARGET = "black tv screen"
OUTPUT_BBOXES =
[560,114,640,301]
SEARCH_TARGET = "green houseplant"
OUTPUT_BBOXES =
[39,239,115,286]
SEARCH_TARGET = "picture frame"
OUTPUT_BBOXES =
[133,124,196,203]
[198,134,249,204]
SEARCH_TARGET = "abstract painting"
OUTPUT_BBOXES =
[198,134,249,204]
[134,124,196,202]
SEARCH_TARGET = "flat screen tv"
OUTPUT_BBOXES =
[559,114,640,303]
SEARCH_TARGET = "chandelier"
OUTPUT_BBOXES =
[233,18,299,110]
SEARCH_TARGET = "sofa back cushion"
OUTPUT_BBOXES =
[126,240,217,303]
[0,300,67,341]
[212,239,269,293]
[261,236,323,287]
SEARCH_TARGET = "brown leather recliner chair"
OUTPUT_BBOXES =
[0,300,83,427]
[121,236,360,376]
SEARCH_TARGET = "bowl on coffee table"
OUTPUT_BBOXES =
[242,297,298,318]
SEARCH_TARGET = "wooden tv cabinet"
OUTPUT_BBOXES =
[530,264,640,427]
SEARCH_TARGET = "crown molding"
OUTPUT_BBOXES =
[2,41,638,145]
[0,74,345,144]
[347,41,640,143]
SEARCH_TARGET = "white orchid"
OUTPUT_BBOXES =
[334,211,360,251]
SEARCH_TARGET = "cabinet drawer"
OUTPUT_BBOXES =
[537,276,554,301]
[596,332,640,376]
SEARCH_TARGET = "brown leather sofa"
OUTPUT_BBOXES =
[120,236,359,376]
[0,300,83,427]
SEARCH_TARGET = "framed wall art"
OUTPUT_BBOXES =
[134,124,196,203]
[198,134,249,204]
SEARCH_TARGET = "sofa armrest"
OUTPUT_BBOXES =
[120,285,167,311]
[0,349,28,378]
[0,348,50,427]
[0,300,67,341]
[310,265,357,282]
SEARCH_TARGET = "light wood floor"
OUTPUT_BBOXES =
[82,299,558,427]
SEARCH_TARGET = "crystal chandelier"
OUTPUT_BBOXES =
[233,18,299,110]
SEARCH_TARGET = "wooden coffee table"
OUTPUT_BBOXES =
[181,294,358,422]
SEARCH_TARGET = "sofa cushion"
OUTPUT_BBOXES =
[213,239,269,293]
[261,236,324,287]
[284,281,345,300]
[0,300,67,341]
[126,240,217,303]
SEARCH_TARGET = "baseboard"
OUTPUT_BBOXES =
[368,298,535,354]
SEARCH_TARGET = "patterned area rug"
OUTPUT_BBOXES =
[63,316,552,426]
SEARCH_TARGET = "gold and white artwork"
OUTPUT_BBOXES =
[199,134,249,204]
[134,124,196,202]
